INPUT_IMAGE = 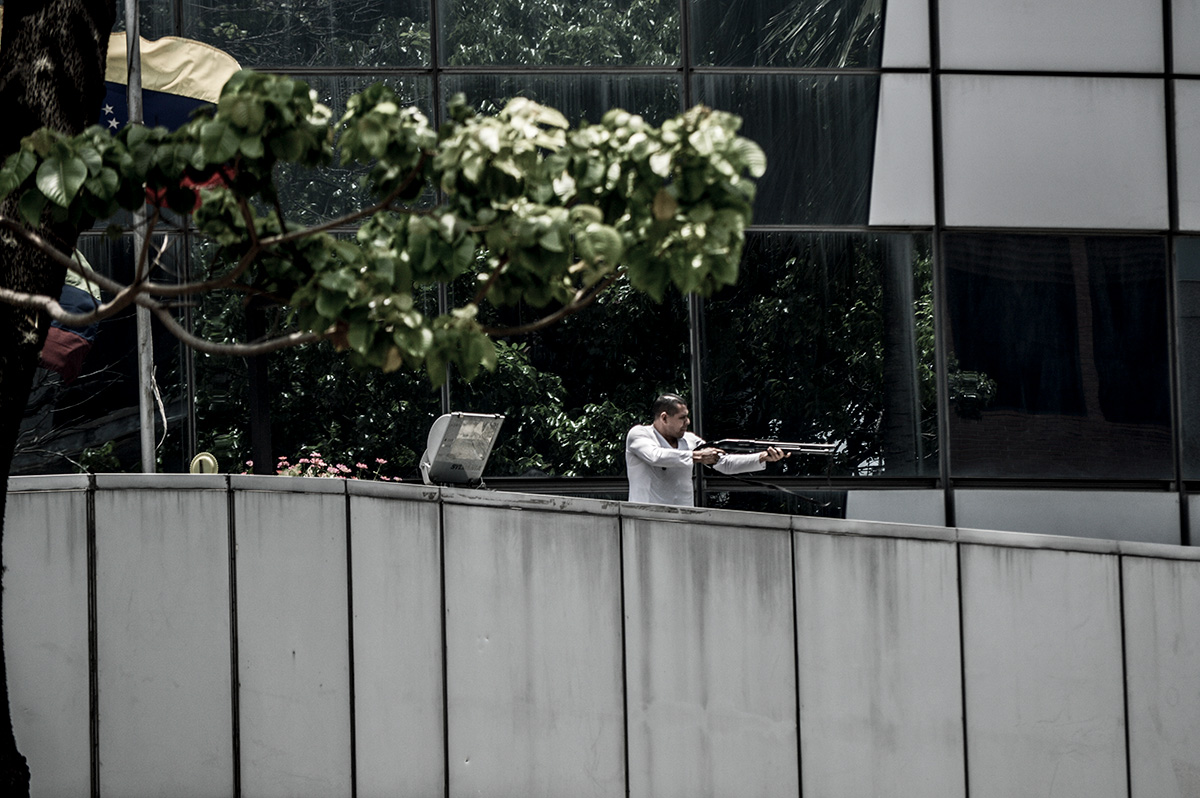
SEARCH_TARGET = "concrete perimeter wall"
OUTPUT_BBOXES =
[4,473,1200,798]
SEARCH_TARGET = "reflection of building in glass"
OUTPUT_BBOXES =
[35,1,1200,544]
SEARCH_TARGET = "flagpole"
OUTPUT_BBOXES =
[125,0,156,473]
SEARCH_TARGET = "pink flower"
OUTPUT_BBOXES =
[337,464,351,473]
[375,458,387,464]
[355,462,368,470]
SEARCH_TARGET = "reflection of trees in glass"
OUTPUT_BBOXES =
[694,74,880,225]
[455,279,689,476]
[691,0,882,68]
[182,0,430,68]
[179,254,443,477]
[441,74,680,127]
[273,76,433,225]
[440,0,679,66]
[702,232,936,477]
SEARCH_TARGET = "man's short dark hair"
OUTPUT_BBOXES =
[651,393,687,418]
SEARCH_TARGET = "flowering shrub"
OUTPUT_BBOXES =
[245,452,400,481]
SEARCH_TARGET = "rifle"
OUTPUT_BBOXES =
[708,438,837,456]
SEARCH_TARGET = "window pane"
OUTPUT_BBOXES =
[944,233,1171,479]
[438,0,679,67]
[18,234,188,474]
[702,231,937,478]
[117,0,176,38]
[181,0,431,68]
[274,75,433,226]
[452,283,690,478]
[690,0,882,68]
[1176,238,1200,479]
[694,74,879,225]
[442,74,680,126]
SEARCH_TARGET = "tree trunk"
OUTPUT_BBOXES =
[0,1,116,793]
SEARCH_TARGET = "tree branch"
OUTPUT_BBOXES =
[480,268,623,337]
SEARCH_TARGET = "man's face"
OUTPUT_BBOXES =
[656,404,690,440]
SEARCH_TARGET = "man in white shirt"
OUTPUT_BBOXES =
[625,394,787,506]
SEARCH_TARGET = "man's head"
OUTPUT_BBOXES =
[651,393,689,442]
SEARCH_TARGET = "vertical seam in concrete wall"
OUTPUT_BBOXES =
[226,477,242,798]
[955,541,971,798]
[617,512,631,797]
[86,475,99,798]
[344,486,358,798]
[439,496,450,798]
[791,527,805,798]
[1118,555,1133,798]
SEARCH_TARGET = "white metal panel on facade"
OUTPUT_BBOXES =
[939,0,1163,72]
[349,491,445,797]
[880,0,929,68]
[3,490,91,798]
[844,488,945,527]
[795,532,965,798]
[234,488,352,797]
[961,545,1127,798]
[956,488,1180,544]
[624,517,798,798]
[1175,1,1200,73]
[1173,80,1200,231]
[941,75,1169,230]
[1123,555,1200,798]
[443,502,624,798]
[94,487,233,798]
[868,73,935,226]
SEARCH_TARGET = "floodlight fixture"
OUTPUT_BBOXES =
[419,412,505,486]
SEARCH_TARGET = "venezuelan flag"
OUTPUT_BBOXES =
[101,33,240,132]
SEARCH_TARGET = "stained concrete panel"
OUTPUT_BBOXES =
[94,487,233,797]
[961,545,1127,798]
[624,517,798,798]
[349,492,445,797]
[234,489,352,797]
[795,532,965,798]
[3,489,91,798]
[1123,555,1200,798]
[444,502,624,798]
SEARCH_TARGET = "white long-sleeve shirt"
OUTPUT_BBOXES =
[625,424,766,506]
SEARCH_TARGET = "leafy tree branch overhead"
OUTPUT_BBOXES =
[0,70,766,386]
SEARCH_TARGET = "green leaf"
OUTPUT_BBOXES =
[200,121,240,163]
[36,155,87,207]
[18,189,47,226]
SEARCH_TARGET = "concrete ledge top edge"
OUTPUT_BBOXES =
[440,486,621,516]
[1118,540,1200,561]
[619,501,791,530]
[7,474,90,491]
[957,526,1121,554]
[229,473,347,494]
[795,515,959,542]
[346,479,438,501]
[93,473,228,491]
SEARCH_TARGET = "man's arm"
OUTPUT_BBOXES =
[626,426,694,468]
[713,446,788,475]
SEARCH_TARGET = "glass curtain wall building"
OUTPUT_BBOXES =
[24,1,1200,545]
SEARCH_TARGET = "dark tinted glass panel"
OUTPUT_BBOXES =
[944,233,1171,479]
[694,74,879,225]
[274,75,433,226]
[441,74,680,126]
[702,232,937,478]
[1176,238,1200,479]
[691,0,882,68]
[17,234,188,475]
[181,0,430,68]
[704,488,849,518]
[439,0,679,66]
[452,282,690,477]
[186,231,442,479]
